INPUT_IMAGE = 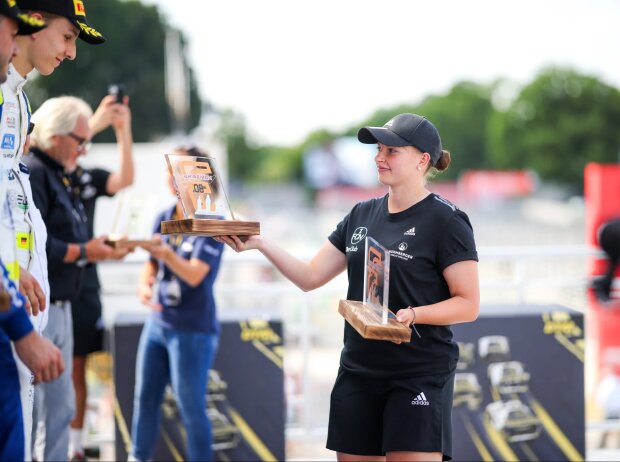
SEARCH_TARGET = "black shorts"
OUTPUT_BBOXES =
[71,286,104,357]
[327,367,455,460]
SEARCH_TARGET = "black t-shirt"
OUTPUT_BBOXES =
[71,167,112,290]
[73,167,112,239]
[328,193,478,379]
[26,149,90,302]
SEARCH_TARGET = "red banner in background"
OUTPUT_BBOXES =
[584,163,620,376]
[459,170,538,202]
[584,163,620,249]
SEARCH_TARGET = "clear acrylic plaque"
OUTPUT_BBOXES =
[109,192,156,240]
[161,153,259,237]
[165,153,233,220]
[363,236,391,325]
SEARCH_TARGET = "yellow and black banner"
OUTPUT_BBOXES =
[112,315,285,461]
[451,304,584,462]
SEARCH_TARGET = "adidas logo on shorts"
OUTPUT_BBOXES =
[411,392,430,406]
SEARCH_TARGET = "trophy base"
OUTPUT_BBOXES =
[160,219,260,236]
[338,300,411,343]
[104,238,158,250]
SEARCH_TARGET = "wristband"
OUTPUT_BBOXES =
[408,306,421,338]
[409,306,416,323]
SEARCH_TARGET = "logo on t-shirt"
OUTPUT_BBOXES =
[391,242,413,261]
[81,184,97,200]
[351,227,367,245]
[346,226,367,253]
[411,391,430,406]
[404,226,416,236]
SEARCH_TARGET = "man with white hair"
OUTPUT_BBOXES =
[25,96,116,462]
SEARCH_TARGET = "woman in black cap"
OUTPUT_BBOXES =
[218,113,480,461]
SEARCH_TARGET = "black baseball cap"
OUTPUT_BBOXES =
[358,113,443,165]
[17,0,105,44]
[0,0,46,35]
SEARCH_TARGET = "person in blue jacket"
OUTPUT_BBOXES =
[130,146,225,462]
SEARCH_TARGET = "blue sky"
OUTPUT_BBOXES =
[144,0,619,145]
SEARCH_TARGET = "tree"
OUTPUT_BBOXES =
[345,81,495,181]
[415,82,495,180]
[488,67,620,189]
[25,0,202,142]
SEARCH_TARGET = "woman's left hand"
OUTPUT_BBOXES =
[396,307,415,327]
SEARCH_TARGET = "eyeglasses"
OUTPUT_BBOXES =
[67,132,92,151]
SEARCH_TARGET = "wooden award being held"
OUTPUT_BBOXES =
[160,153,259,237]
[104,237,157,250]
[104,192,159,250]
[338,236,411,343]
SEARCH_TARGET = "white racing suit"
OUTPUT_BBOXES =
[1,63,50,462]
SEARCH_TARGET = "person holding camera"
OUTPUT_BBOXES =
[68,91,134,461]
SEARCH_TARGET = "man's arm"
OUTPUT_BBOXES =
[0,301,33,341]
[89,95,134,195]
[18,267,46,316]
[1,263,34,339]
[1,299,64,384]
[14,330,65,383]
[105,102,133,194]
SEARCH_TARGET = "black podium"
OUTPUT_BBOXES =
[112,313,285,461]
[451,304,585,462]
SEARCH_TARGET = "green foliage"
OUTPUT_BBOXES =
[222,68,619,190]
[340,81,495,181]
[25,0,202,142]
[488,67,620,187]
[215,110,263,182]
[415,82,495,181]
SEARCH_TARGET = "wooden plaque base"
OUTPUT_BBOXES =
[105,238,158,250]
[160,219,260,236]
[338,300,411,343]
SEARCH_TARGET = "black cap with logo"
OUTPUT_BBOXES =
[0,0,46,35]
[17,0,105,44]
[358,113,443,165]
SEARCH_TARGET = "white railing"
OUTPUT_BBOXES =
[99,244,604,440]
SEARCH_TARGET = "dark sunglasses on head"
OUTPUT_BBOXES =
[27,122,35,135]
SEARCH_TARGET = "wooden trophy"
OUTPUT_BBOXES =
[160,153,259,237]
[338,236,411,343]
[104,192,159,250]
